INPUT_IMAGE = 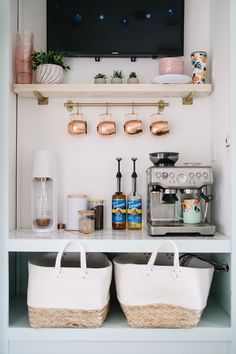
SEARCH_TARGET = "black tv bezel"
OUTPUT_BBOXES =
[47,0,185,59]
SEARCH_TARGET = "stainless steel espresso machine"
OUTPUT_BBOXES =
[147,152,216,236]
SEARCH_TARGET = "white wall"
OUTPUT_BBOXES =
[209,0,231,236]
[230,0,236,352]
[17,0,214,229]
[9,0,18,230]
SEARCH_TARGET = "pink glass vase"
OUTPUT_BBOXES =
[15,31,34,84]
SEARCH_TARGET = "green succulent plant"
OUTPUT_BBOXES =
[129,71,137,78]
[31,50,71,71]
[111,70,124,79]
[94,73,107,79]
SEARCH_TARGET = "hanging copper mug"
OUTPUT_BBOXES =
[68,107,87,136]
[149,111,169,136]
[124,105,143,136]
[97,104,116,136]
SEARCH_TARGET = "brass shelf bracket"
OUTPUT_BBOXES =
[64,99,169,112]
[33,91,49,105]
[182,92,194,105]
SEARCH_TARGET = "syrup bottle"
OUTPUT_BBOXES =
[112,158,126,230]
[127,157,142,230]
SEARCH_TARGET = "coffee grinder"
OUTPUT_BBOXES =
[31,149,57,233]
[146,152,215,236]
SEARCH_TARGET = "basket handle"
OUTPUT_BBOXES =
[54,241,88,280]
[146,241,180,279]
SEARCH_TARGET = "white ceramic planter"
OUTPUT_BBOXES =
[36,64,64,84]
[111,78,123,84]
[94,78,106,84]
[127,77,139,84]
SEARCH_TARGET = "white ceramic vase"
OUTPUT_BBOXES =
[94,78,106,84]
[36,64,64,84]
[111,77,123,84]
[127,77,139,84]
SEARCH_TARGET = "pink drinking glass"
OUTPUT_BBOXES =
[16,31,34,84]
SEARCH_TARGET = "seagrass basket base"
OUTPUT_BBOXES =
[28,302,109,328]
[121,303,202,328]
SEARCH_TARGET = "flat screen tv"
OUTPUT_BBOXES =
[47,0,184,58]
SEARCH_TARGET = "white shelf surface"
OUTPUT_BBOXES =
[14,83,212,99]
[8,228,231,253]
[8,295,231,341]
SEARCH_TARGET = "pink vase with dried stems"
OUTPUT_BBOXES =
[15,31,34,84]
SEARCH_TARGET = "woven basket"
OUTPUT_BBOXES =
[27,242,112,328]
[120,303,202,328]
[114,241,214,328]
[28,302,110,328]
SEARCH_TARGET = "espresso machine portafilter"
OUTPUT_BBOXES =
[147,152,216,236]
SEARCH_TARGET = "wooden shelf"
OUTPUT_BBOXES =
[8,295,231,341]
[8,228,231,253]
[14,83,212,103]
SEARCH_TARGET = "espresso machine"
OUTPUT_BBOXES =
[147,152,216,236]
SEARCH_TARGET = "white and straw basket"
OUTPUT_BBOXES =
[114,240,214,328]
[27,241,112,328]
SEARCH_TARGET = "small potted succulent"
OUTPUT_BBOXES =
[94,73,107,84]
[127,71,139,84]
[31,50,70,84]
[111,70,124,84]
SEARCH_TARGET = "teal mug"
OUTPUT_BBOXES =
[176,199,201,224]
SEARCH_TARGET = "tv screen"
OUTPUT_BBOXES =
[47,0,184,58]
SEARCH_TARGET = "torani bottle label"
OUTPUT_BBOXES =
[127,198,142,226]
[112,199,127,224]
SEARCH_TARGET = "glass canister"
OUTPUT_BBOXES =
[89,200,104,230]
[79,210,95,234]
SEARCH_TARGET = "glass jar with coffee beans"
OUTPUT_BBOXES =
[89,200,104,230]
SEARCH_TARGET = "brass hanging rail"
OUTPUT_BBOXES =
[64,100,169,113]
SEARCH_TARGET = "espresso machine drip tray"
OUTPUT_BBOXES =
[148,221,216,236]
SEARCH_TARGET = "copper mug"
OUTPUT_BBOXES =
[68,113,87,136]
[124,113,143,136]
[97,113,116,136]
[150,113,169,136]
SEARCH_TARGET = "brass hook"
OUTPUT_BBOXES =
[155,100,166,115]
[65,100,74,113]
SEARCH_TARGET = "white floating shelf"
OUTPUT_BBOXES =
[14,83,212,100]
[8,229,231,253]
[8,295,231,341]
